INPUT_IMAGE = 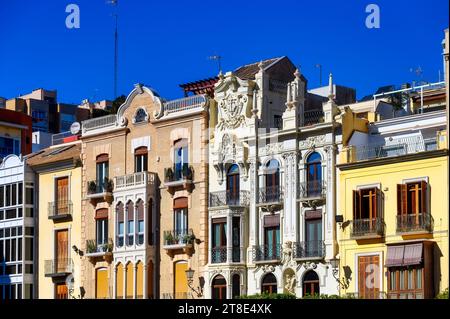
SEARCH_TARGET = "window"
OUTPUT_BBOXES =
[60,113,76,132]
[305,214,322,257]
[226,164,240,205]
[232,217,240,262]
[306,152,322,197]
[264,160,280,202]
[212,218,227,263]
[126,201,134,246]
[0,136,21,158]
[174,139,188,180]
[55,177,69,215]
[261,273,277,294]
[388,267,424,299]
[303,271,319,297]
[353,187,381,235]
[212,275,226,299]
[232,274,240,299]
[116,202,124,248]
[273,114,283,129]
[96,154,109,191]
[134,108,147,123]
[134,147,148,173]
[136,200,144,245]
[31,109,48,132]
[397,181,429,231]
[96,217,108,247]
[264,214,280,260]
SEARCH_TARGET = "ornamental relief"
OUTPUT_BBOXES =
[299,135,326,149]
[217,93,249,130]
[259,142,284,156]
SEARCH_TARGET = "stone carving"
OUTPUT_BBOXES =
[260,143,284,156]
[283,269,296,294]
[261,265,275,273]
[217,93,248,130]
[299,135,326,149]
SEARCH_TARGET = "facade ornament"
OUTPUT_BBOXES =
[217,93,248,130]
[299,135,326,149]
[280,241,297,269]
[260,143,284,156]
[261,265,275,273]
[284,272,296,295]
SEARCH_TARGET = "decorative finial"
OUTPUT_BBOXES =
[328,73,334,98]
[294,68,301,79]
[134,83,144,94]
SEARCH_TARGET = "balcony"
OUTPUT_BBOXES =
[86,178,114,204]
[350,218,385,239]
[48,200,73,221]
[209,190,250,208]
[396,213,433,234]
[164,165,194,194]
[82,114,118,135]
[342,136,444,164]
[298,181,326,208]
[293,241,325,260]
[115,171,156,191]
[257,186,284,212]
[44,259,73,277]
[85,239,113,263]
[252,244,282,263]
[210,247,241,264]
[162,95,208,116]
[303,110,324,127]
[163,229,194,256]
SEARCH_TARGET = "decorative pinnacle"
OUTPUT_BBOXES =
[294,68,301,79]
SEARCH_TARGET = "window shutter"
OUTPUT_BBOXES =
[95,208,109,220]
[137,201,144,220]
[174,197,188,209]
[373,188,378,219]
[116,203,124,222]
[96,153,109,163]
[135,146,148,155]
[397,184,407,215]
[353,190,360,219]
[127,202,134,221]
[420,181,427,214]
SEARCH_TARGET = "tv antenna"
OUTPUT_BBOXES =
[208,55,222,74]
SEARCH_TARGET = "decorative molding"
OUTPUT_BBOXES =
[260,143,284,156]
[217,93,248,130]
[299,135,326,149]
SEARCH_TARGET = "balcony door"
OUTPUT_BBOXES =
[212,275,227,299]
[303,271,320,296]
[264,215,280,260]
[55,283,68,299]
[174,197,188,239]
[358,255,380,299]
[96,154,109,190]
[134,147,148,173]
[353,188,379,233]
[306,152,321,197]
[174,261,188,299]
[226,164,240,205]
[212,219,227,263]
[55,177,69,215]
[397,181,428,229]
[265,159,280,202]
[305,216,322,257]
[174,139,188,180]
[55,229,68,273]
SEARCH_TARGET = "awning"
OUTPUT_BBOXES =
[385,243,423,267]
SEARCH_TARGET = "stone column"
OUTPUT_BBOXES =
[123,265,127,299]
[226,214,232,263]
[133,264,138,299]
[143,263,148,299]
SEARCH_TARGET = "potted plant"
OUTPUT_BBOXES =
[164,167,174,182]
[104,177,113,193]
[87,181,97,194]
[164,232,174,245]
[86,240,97,254]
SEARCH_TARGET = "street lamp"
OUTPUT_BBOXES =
[185,267,203,298]
[329,257,347,289]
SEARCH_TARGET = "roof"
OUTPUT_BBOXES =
[27,143,81,167]
[234,57,285,80]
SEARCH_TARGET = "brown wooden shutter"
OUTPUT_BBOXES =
[397,184,407,216]
[264,214,280,227]
[137,201,144,220]
[373,188,378,219]
[213,217,227,224]
[420,181,428,214]
[174,139,188,148]
[135,147,148,155]
[96,153,109,163]
[117,203,124,222]
[95,208,109,220]
[127,201,134,220]
[173,197,188,209]
[353,190,360,219]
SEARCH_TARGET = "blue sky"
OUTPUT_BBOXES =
[0,0,448,104]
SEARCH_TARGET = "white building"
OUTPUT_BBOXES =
[0,155,36,299]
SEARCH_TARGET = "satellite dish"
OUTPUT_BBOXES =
[70,122,81,135]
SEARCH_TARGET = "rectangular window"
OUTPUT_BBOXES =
[135,154,148,173]
[118,222,124,247]
[138,220,144,245]
[96,161,109,187]
[174,208,188,235]
[18,183,23,205]
[388,267,425,299]
[0,186,3,207]
[6,185,11,206]
[25,238,33,261]
[232,217,240,262]
[96,218,108,246]
[11,184,16,206]
[26,187,34,205]
[127,219,134,245]
[212,219,227,263]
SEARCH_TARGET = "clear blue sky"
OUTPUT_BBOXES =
[0,0,448,104]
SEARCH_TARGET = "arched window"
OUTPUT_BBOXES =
[232,274,240,299]
[134,108,147,123]
[116,263,124,299]
[136,261,144,298]
[226,164,240,205]
[116,202,124,247]
[134,147,148,173]
[306,152,322,197]
[212,275,227,299]
[126,201,134,246]
[261,273,277,294]
[95,267,108,299]
[136,200,144,245]
[174,139,188,180]
[302,271,320,297]
[265,159,280,202]
[126,262,133,299]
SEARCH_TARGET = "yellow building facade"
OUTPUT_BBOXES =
[337,106,448,299]
[28,143,83,299]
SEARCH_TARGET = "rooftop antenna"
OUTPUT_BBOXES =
[107,0,118,100]
[315,64,322,86]
[208,55,222,74]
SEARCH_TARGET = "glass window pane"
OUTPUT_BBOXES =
[399,270,405,290]
[416,269,422,289]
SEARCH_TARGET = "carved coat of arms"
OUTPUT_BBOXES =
[217,93,247,130]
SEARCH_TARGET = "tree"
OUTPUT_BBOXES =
[110,95,126,114]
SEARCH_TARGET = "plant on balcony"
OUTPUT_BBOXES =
[164,232,174,245]
[104,239,114,252]
[104,177,113,193]
[183,165,194,180]
[87,181,97,194]
[86,240,97,254]
[165,167,174,182]
[182,233,195,244]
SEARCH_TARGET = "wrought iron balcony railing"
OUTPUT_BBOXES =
[303,110,324,126]
[163,229,194,246]
[86,239,114,255]
[350,218,385,238]
[48,200,73,220]
[252,244,282,262]
[211,246,227,264]
[298,180,326,199]
[209,190,250,208]
[44,258,73,276]
[87,178,114,195]
[293,240,325,259]
[396,213,433,233]
[258,186,284,204]
[164,164,194,183]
